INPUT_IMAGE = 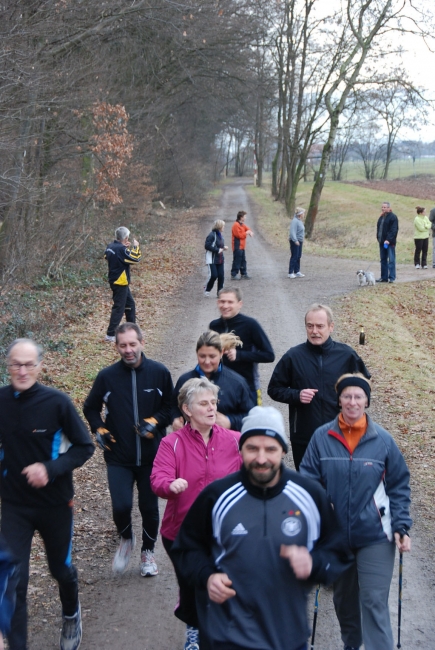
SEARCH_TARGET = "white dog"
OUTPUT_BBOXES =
[356,270,376,286]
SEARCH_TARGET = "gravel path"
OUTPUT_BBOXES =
[30,178,434,649]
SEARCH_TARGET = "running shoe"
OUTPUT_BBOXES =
[295,272,305,277]
[60,602,82,650]
[112,533,135,574]
[105,335,116,342]
[288,273,296,278]
[140,549,158,576]
[184,625,200,650]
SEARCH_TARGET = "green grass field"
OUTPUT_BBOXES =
[248,179,423,264]
[309,157,435,181]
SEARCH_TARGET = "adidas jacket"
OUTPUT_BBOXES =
[172,464,351,650]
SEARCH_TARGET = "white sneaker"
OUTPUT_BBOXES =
[60,602,82,650]
[140,549,158,576]
[204,290,210,296]
[288,273,296,278]
[296,272,305,277]
[423,265,428,269]
[112,534,135,574]
[415,264,420,269]
[105,335,116,342]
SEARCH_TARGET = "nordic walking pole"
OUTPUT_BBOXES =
[310,584,321,649]
[397,552,403,649]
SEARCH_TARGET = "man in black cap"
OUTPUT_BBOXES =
[172,406,350,650]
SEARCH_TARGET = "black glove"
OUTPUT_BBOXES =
[136,417,158,439]
[96,427,116,451]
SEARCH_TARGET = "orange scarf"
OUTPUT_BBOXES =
[338,413,367,453]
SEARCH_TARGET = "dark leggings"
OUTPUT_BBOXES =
[414,238,428,267]
[2,502,79,650]
[162,536,198,627]
[205,263,225,294]
[106,463,159,551]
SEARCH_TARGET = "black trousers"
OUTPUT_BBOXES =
[106,283,136,336]
[1,501,79,650]
[162,536,198,627]
[205,263,225,293]
[414,238,429,267]
[106,464,158,551]
[291,441,309,471]
[231,249,247,277]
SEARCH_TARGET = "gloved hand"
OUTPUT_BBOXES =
[136,417,158,439]
[96,427,116,451]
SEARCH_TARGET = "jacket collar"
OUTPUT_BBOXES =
[306,336,334,354]
[120,352,147,371]
[10,381,41,399]
[327,413,378,446]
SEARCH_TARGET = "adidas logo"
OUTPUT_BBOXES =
[231,523,248,535]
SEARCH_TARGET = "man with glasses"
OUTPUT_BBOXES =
[0,339,94,650]
[268,304,370,470]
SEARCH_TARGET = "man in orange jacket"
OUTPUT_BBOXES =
[230,211,254,280]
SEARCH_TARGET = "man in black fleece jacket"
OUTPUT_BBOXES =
[268,303,370,470]
[83,323,173,578]
[172,406,351,650]
[209,287,275,405]
[0,339,94,650]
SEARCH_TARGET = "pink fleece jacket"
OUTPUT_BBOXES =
[150,422,242,541]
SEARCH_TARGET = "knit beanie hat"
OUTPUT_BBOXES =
[240,406,288,452]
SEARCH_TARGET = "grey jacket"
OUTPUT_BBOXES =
[289,216,305,243]
[429,207,435,233]
[300,414,412,549]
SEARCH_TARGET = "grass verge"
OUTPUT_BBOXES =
[248,178,435,537]
[247,179,422,263]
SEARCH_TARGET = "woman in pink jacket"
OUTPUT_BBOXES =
[150,377,242,650]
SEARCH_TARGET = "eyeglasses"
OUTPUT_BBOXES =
[8,362,39,371]
[340,394,366,401]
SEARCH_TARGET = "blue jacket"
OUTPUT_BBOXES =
[172,364,254,431]
[300,414,412,549]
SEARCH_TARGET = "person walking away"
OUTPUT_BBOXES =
[288,207,306,278]
[376,201,398,283]
[171,330,254,432]
[210,287,275,405]
[105,226,141,342]
[268,303,370,470]
[83,323,173,577]
[429,204,435,268]
[151,377,242,650]
[413,206,431,269]
[300,373,412,650]
[204,220,228,296]
[0,339,94,650]
[230,211,254,280]
[171,406,351,650]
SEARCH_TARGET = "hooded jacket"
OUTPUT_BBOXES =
[300,414,412,549]
[267,337,370,445]
[83,354,173,466]
[150,422,241,541]
[172,365,254,431]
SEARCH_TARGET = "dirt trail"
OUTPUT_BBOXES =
[31,179,434,649]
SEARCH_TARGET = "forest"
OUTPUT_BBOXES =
[1,0,434,282]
